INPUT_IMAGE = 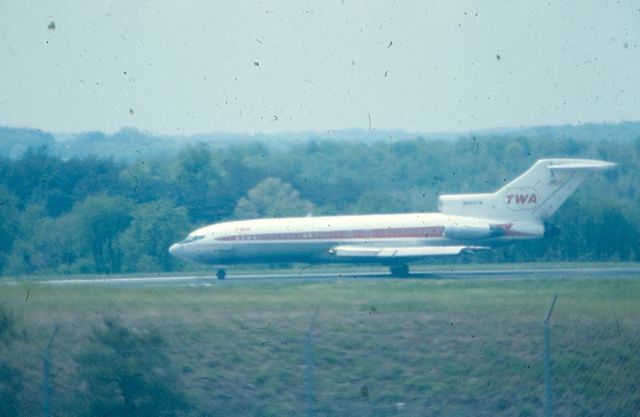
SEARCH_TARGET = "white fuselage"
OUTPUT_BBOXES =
[168,158,615,272]
[168,212,542,266]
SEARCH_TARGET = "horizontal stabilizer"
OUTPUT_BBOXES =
[329,245,490,258]
[546,160,617,171]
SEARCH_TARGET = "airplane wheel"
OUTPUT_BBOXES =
[390,264,410,277]
[216,269,226,280]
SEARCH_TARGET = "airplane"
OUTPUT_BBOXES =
[169,158,616,279]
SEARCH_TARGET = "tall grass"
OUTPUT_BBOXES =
[1,276,639,416]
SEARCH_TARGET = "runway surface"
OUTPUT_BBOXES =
[7,266,640,287]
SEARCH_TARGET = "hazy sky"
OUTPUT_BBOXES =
[1,1,639,135]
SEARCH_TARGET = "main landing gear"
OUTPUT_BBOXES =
[216,269,226,280]
[389,264,410,277]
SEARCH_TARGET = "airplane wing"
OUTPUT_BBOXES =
[329,245,490,258]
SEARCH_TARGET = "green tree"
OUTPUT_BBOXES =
[233,177,315,219]
[118,200,192,272]
[7,212,81,274]
[0,187,19,273]
[173,143,227,222]
[76,318,187,417]
[74,195,134,273]
[553,201,639,261]
[353,190,406,214]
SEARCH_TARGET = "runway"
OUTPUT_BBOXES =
[10,265,640,287]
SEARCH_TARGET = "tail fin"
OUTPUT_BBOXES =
[439,159,616,222]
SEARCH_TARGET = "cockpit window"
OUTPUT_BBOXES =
[180,235,205,244]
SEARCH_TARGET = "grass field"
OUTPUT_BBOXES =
[1,273,639,416]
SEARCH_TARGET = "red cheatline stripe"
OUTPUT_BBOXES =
[218,226,445,241]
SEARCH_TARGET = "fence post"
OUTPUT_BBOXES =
[42,325,59,417]
[305,309,319,417]
[543,294,558,417]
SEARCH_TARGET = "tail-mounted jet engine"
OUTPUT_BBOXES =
[443,223,505,240]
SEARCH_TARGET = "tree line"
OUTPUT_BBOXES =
[0,134,638,276]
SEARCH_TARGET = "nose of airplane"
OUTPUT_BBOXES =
[169,242,198,262]
[169,243,191,261]
[168,243,180,257]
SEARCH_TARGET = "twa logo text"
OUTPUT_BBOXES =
[504,188,539,211]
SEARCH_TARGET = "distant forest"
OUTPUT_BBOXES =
[0,127,639,276]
